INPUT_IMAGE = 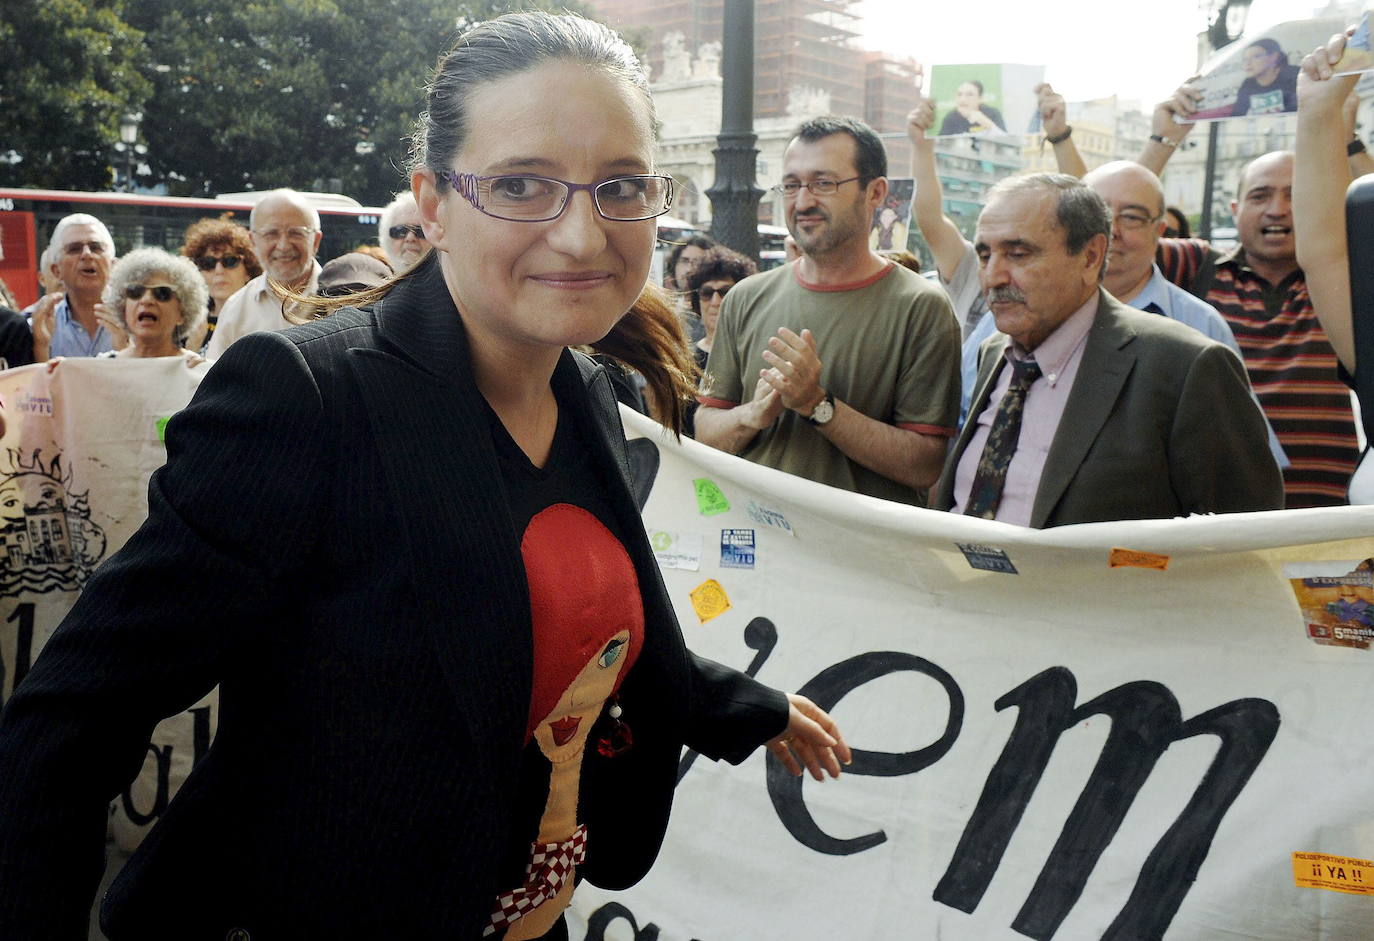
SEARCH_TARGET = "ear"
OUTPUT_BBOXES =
[1081,232,1108,283]
[867,176,889,211]
[413,169,448,252]
[311,229,323,256]
[1229,198,1239,221]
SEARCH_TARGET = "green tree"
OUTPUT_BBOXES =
[126,0,594,206]
[0,0,152,189]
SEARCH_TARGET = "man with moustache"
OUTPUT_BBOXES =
[933,173,1281,527]
[29,214,118,360]
[695,116,961,505]
[206,189,323,359]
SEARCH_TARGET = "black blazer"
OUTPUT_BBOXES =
[0,257,787,939]
[933,290,1283,526]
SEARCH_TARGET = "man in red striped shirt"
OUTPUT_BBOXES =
[1146,135,1357,506]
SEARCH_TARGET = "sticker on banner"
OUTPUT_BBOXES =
[1109,547,1170,570]
[1292,852,1374,896]
[745,499,795,536]
[719,529,756,570]
[957,542,1018,574]
[649,530,703,571]
[689,578,731,623]
[1283,559,1374,650]
[693,478,730,517]
[156,416,171,443]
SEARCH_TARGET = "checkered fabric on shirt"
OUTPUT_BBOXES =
[484,824,589,937]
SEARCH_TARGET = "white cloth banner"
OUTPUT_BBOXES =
[570,411,1374,941]
[0,358,212,852]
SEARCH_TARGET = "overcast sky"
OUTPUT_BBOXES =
[854,0,1335,107]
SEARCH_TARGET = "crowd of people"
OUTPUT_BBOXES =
[0,10,1369,937]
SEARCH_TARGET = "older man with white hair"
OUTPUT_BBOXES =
[30,214,118,360]
[206,189,322,359]
[378,191,428,273]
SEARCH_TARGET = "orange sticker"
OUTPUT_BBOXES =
[1292,852,1374,896]
[689,579,732,624]
[1108,548,1170,571]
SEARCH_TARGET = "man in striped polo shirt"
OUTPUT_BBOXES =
[1153,152,1357,507]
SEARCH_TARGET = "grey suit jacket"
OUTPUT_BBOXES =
[933,289,1284,527]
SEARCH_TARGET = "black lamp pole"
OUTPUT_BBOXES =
[706,0,762,263]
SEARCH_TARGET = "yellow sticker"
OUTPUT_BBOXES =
[689,578,732,624]
[1109,547,1170,571]
[1292,852,1374,896]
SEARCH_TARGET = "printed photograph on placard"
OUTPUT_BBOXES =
[1283,558,1374,649]
[1335,10,1374,76]
[930,64,1044,139]
[870,178,913,252]
[1185,17,1345,121]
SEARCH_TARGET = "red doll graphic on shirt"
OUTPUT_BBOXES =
[488,503,645,940]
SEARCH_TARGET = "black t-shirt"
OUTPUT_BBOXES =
[0,306,34,370]
[1233,64,1300,117]
[487,366,642,937]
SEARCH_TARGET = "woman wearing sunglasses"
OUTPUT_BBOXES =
[179,216,261,351]
[95,248,208,364]
[0,13,848,939]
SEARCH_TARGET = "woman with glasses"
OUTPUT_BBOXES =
[95,248,207,364]
[0,12,848,939]
[180,215,261,352]
[378,190,431,272]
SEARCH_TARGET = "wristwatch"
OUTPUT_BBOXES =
[806,392,835,426]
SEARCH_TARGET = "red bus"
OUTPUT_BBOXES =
[0,189,385,309]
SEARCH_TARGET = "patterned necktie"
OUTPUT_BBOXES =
[964,357,1043,520]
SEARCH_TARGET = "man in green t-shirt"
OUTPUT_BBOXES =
[695,116,961,506]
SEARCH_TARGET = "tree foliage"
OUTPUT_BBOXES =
[3,0,600,205]
[0,0,153,190]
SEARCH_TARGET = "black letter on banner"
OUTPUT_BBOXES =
[1,602,36,706]
[120,743,173,826]
[583,902,661,940]
[677,616,777,784]
[768,651,963,855]
[190,705,213,765]
[932,667,1279,941]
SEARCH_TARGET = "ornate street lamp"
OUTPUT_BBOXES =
[706,0,762,262]
[117,112,141,193]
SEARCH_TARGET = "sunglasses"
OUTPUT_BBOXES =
[388,224,424,240]
[195,254,242,271]
[698,285,733,301]
[125,284,177,302]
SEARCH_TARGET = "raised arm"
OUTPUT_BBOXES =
[1295,32,1361,373]
[1035,83,1087,178]
[906,96,969,282]
[1139,79,1200,176]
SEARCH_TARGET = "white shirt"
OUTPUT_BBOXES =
[206,263,320,360]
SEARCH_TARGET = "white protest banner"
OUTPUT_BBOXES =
[0,358,211,852]
[570,411,1374,940]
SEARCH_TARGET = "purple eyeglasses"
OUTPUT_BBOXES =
[438,170,674,223]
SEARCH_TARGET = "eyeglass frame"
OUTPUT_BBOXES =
[437,170,676,223]
[772,176,865,199]
[388,224,424,240]
[63,240,110,256]
[251,225,317,243]
[194,254,243,271]
[124,283,177,303]
[697,284,734,302]
[1111,209,1162,232]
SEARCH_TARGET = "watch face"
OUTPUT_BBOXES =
[812,399,834,424]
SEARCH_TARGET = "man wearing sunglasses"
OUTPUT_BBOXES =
[29,214,118,360]
[379,192,429,273]
[206,189,323,360]
[695,116,962,506]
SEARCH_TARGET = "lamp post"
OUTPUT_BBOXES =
[1199,0,1252,239]
[706,0,762,262]
[117,112,141,193]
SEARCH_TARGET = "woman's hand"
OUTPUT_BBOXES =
[766,693,852,781]
[94,301,129,351]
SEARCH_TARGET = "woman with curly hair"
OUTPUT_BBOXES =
[95,247,207,364]
[683,245,756,371]
[179,215,261,351]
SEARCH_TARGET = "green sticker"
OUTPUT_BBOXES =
[693,478,730,517]
[651,531,674,552]
[155,416,171,443]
